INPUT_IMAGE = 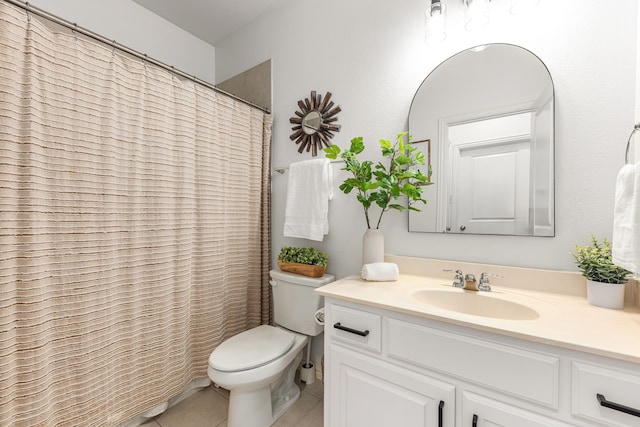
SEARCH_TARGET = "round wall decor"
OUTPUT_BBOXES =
[289,91,341,156]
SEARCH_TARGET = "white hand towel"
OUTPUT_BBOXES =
[283,159,333,241]
[612,163,640,274]
[361,262,399,281]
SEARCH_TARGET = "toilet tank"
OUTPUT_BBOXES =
[269,269,334,336]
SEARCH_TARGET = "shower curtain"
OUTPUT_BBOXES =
[0,2,272,426]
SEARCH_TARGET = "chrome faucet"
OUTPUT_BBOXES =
[463,273,478,291]
[443,269,464,288]
[444,269,498,291]
[478,272,501,292]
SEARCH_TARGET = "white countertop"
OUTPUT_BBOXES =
[316,256,640,365]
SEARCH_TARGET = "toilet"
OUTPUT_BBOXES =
[207,269,334,427]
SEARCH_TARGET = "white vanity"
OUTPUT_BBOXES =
[316,256,640,427]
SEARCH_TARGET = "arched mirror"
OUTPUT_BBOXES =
[408,43,554,236]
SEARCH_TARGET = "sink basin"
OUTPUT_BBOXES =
[412,289,540,320]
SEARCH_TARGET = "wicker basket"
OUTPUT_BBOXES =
[277,261,327,278]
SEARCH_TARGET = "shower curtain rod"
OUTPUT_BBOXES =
[4,0,271,114]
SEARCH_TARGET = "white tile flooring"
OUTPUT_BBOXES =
[141,379,324,427]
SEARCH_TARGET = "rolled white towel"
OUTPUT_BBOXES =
[361,262,399,281]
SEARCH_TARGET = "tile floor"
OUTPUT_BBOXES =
[141,379,324,427]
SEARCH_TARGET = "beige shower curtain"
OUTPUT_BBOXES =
[0,2,272,426]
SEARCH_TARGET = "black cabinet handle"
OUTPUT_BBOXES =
[597,393,640,418]
[333,322,370,337]
[472,414,478,427]
[438,400,444,427]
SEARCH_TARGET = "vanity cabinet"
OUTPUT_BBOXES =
[324,298,640,427]
[328,304,455,426]
[330,345,455,427]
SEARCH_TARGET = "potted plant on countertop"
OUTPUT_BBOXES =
[324,131,433,264]
[570,234,631,309]
[277,246,328,278]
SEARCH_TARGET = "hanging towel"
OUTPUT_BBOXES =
[283,158,333,241]
[612,162,640,274]
[361,262,400,281]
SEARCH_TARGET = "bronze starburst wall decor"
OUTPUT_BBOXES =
[289,90,341,156]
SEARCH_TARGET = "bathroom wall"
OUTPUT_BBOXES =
[27,0,216,83]
[217,59,272,110]
[216,0,639,280]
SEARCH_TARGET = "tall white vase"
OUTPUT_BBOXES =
[362,229,384,265]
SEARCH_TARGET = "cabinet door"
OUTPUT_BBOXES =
[461,391,573,427]
[328,345,455,427]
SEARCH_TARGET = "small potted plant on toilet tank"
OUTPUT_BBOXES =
[277,246,328,278]
[571,235,630,309]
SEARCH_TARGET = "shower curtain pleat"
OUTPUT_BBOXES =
[0,2,272,426]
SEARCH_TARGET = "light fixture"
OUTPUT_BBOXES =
[510,0,539,15]
[425,0,447,44]
[464,0,491,31]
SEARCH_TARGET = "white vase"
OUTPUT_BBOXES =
[586,279,626,309]
[362,228,384,265]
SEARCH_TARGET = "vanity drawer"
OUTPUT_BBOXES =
[328,303,382,353]
[572,361,640,426]
[387,318,559,408]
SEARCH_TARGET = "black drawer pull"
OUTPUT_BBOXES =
[472,414,478,427]
[438,400,444,427]
[333,322,370,337]
[597,393,640,418]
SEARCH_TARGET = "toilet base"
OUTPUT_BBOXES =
[225,349,304,427]
[271,351,303,422]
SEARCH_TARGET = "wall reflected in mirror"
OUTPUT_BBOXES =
[408,43,554,236]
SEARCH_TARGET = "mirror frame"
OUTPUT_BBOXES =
[408,43,555,237]
[289,90,341,156]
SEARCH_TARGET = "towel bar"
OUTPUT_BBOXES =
[624,123,640,164]
[273,159,345,174]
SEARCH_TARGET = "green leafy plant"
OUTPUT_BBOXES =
[278,246,328,267]
[570,235,630,284]
[324,132,433,229]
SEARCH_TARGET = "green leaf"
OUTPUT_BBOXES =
[349,137,365,154]
[395,155,410,165]
[379,139,392,149]
[324,144,341,159]
[388,204,406,211]
[357,194,371,208]
[338,182,354,194]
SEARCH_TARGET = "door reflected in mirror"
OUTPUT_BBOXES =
[408,43,554,236]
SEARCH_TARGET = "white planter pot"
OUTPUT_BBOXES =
[586,279,626,309]
[362,229,384,265]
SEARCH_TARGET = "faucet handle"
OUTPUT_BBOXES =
[443,269,464,288]
[478,272,502,291]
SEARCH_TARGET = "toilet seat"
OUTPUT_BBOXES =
[208,325,295,372]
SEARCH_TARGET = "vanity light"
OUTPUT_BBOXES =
[510,0,539,15]
[425,0,531,45]
[464,0,491,31]
[425,0,447,44]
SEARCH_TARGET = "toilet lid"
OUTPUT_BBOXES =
[208,325,295,372]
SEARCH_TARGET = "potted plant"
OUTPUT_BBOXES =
[324,132,432,264]
[277,246,328,278]
[570,235,631,309]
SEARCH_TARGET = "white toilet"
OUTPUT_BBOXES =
[207,269,334,427]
